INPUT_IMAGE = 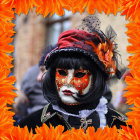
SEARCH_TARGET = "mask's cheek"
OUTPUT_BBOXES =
[55,72,67,91]
[72,74,92,95]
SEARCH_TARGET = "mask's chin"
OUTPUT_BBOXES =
[62,101,81,106]
[57,86,99,114]
[58,86,81,105]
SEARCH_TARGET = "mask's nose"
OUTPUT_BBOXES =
[67,69,74,84]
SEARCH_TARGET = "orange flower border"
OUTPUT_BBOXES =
[0,0,140,139]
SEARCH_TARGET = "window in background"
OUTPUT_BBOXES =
[45,10,72,46]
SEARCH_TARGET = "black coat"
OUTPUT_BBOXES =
[19,103,127,134]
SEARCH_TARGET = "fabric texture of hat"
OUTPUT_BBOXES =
[45,16,121,79]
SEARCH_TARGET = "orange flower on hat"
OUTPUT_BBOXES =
[98,42,114,70]
[85,40,116,76]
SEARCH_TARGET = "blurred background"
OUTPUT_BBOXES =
[11,9,132,124]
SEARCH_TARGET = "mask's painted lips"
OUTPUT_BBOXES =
[62,90,75,96]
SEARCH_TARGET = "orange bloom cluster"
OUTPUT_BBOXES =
[2,126,37,140]
[0,98,15,138]
[0,2,17,139]
[124,69,140,105]
[1,0,40,15]
[64,0,120,15]
[35,124,122,140]
[123,22,140,105]
[118,119,140,140]
[86,0,120,15]
[86,126,121,140]
[126,98,140,124]
[0,3,15,69]
[35,0,67,17]
[0,67,16,104]
[120,0,140,22]
[1,0,121,17]
[126,22,140,54]
[0,0,139,139]
[0,3,17,105]
[35,124,65,140]
[0,2,15,27]
[1,0,69,17]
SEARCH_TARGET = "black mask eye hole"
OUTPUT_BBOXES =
[75,72,86,78]
[58,70,67,76]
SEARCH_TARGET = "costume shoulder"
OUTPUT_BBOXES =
[19,104,57,133]
[19,107,43,133]
[106,107,127,129]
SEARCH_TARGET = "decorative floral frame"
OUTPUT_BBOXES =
[0,0,140,139]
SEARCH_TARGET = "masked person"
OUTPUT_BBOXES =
[19,16,126,133]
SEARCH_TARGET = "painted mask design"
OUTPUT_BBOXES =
[55,68,93,105]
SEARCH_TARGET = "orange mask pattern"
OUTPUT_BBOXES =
[55,68,92,95]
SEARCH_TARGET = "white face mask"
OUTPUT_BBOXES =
[55,68,93,105]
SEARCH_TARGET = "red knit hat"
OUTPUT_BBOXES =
[45,16,121,80]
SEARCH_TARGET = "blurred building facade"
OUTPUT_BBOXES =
[14,10,72,88]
